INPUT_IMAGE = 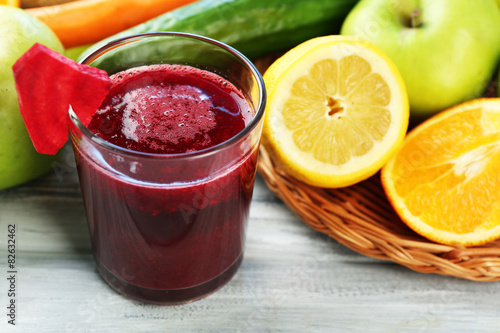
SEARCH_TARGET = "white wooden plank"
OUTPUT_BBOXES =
[1,155,500,332]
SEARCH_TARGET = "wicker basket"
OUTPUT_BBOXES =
[253,55,500,282]
[257,146,500,282]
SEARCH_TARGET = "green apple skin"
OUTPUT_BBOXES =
[341,0,500,120]
[0,6,65,191]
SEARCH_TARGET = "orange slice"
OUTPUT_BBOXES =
[382,98,500,247]
[262,35,409,188]
[0,0,20,6]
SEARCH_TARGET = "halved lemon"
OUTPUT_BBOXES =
[382,98,500,247]
[262,35,409,188]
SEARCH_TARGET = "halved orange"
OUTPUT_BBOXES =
[0,0,20,6]
[382,98,500,247]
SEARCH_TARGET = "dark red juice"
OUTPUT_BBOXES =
[72,64,258,304]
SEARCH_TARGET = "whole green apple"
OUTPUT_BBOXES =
[341,0,500,120]
[0,5,65,191]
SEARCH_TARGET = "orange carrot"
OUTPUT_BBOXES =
[26,0,198,48]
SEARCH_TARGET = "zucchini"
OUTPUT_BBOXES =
[80,0,359,61]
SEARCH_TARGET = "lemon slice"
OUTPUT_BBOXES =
[262,35,409,188]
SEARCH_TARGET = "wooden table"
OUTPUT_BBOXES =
[1,145,499,332]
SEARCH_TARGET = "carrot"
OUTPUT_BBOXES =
[25,0,198,48]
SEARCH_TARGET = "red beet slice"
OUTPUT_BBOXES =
[13,43,111,155]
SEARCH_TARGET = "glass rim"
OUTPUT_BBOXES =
[69,31,267,159]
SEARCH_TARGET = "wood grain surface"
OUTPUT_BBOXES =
[0,145,499,332]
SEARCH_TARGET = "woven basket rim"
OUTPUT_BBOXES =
[257,145,500,282]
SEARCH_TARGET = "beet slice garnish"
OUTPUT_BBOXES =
[13,43,111,155]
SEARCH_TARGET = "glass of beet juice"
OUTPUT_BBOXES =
[68,32,266,304]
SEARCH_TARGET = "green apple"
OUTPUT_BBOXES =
[0,5,65,190]
[341,0,500,120]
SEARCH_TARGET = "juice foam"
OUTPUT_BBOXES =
[88,64,252,154]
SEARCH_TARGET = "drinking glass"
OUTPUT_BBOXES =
[68,32,266,304]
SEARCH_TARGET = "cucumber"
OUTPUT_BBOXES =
[80,0,359,61]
